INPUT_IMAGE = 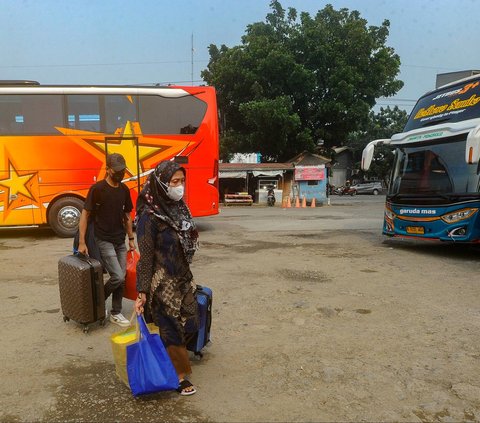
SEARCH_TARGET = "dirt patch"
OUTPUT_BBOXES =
[1,204,479,422]
[41,361,205,423]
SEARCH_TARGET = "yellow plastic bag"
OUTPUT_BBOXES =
[110,318,160,387]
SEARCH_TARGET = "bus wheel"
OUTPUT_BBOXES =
[48,197,84,238]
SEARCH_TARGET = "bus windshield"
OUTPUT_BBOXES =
[404,79,480,132]
[389,139,480,199]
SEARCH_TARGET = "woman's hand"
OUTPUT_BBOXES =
[135,292,146,315]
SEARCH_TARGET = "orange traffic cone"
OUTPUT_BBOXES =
[287,197,292,208]
[295,196,300,208]
[301,196,306,208]
[311,197,316,208]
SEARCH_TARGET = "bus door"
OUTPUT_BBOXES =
[104,136,141,204]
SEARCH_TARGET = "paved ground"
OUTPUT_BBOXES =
[1,195,479,422]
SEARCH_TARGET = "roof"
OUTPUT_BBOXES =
[219,162,294,172]
[288,151,331,166]
[332,146,351,154]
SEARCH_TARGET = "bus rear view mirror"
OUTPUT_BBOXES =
[361,139,391,171]
[465,124,480,164]
[361,143,375,171]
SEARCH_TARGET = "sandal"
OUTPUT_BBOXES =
[177,379,197,396]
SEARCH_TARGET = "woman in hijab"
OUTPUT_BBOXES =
[134,160,199,396]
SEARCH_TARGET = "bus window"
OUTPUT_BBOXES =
[138,95,207,134]
[23,95,63,134]
[104,95,136,133]
[66,95,101,132]
[0,94,63,135]
[0,95,24,134]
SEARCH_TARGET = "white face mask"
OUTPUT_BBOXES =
[167,184,184,201]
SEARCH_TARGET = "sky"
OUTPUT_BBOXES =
[0,0,478,113]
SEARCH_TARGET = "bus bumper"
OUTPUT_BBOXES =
[382,201,480,242]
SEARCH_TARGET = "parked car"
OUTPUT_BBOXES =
[351,181,383,195]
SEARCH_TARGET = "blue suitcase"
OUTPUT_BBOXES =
[187,285,212,357]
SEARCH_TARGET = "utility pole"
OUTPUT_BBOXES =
[191,33,194,86]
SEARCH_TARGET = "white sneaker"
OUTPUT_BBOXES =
[110,312,130,327]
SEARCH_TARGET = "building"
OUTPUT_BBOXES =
[289,151,330,205]
[436,70,480,88]
[219,151,333,206]
[330,146,354,187]
[219,162,294,205]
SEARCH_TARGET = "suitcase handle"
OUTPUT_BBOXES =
[75,251,94,267]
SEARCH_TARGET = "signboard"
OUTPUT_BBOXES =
[404,79,480,132]
[295,166,325,181]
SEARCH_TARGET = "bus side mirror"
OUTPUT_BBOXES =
[465,125,480,164]
[361,139,391,171]
[361,143,375,171]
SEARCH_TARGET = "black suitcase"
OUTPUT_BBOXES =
[58,253,105,333]
[187,285,212,357]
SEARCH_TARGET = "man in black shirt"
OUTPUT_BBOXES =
[78,153,135,327]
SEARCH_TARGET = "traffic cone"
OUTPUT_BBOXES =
[286,197,292,208]
[295,196,300,208]
[301,196,306,208]
[311,197,316,208]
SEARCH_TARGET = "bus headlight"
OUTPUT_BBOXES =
[385,208,395,220]
[441,208,478,224]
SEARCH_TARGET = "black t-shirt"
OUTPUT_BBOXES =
[84,179,133,244]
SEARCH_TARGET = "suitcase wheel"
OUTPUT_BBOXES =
[100,318,106,327]
[83,325,90,334]
[63,316,70,322]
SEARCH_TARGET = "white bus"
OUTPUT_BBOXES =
[362,74,480,242]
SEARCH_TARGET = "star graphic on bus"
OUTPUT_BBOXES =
[89,121,185,176]
[56,121,195,179]
[0,161,37,206]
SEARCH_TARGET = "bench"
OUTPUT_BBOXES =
[224,193,253,206]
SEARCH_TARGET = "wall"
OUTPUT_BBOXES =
[297,180,327,205]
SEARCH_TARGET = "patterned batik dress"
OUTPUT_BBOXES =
[136,213,198,346]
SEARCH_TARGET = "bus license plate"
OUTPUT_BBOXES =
[406,226,424,234]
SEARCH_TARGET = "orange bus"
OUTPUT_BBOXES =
[0,82,219,237]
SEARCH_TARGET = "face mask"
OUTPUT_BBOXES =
[167,184,184,201]
[111,170,125,183]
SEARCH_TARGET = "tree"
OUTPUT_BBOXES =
[202,1,403,162]
[346,105,408,183]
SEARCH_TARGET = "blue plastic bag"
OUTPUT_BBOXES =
[126,314,179,396]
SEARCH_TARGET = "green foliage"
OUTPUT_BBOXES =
[202,1,403,162]
[347,105,408,182]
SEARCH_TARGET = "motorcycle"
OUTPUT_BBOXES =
[339,186,357,196]
[267,188,276,206]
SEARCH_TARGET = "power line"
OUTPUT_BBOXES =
[0,59,210,69]
[401,64,464,71]
[378,97,416,101]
